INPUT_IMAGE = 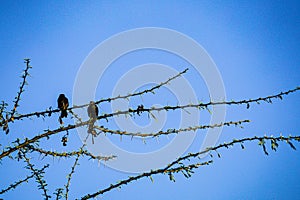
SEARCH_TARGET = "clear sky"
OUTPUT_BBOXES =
[0,1,300,199]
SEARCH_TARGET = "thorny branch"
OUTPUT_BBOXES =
[80,160,213,199]
[26,145,116,161]
[2,66,298,129]
[0,163,50,195]
[1,60,299,199]
[0,119,248,161]
[0,172,35,195]
[80,134,300,199]
[0,68,189,126]
[95,119,250,138]
[65,134,99,200]
[0,123,85,160]
[21,150,51,199]
[65,154,80,200]
[10,59,32,119]
[1,59,32,134]
[96,86,299,121]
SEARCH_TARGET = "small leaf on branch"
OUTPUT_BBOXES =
[149,176,154,183]
[149,112,157,120]
[168,173,175,182]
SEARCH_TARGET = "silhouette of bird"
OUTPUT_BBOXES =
[57,94,69,118]
[87,101,98,133]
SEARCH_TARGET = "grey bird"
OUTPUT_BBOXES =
[87,101,99,133]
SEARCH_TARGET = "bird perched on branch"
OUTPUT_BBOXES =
[57,94,69,118]
[87,101,98,134]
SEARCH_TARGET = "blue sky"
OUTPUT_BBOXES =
[0,1,300,199]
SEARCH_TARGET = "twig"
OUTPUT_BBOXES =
[21,150,50,199]
[26,145,116,161]
[65,154,80,200]
[95,119,250,138]
[10,59,32,120]
[0,172,35,195]
[80,160,212,199]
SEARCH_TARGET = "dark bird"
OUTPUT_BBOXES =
[87,101,99,134]
[57,94,69,118]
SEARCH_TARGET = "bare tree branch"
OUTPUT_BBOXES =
[0,172,35,195]
[21,150,51,200]
[95,119,250,138]
[80,134,300,199]
[26,145,116,161]
[0,68,189,126]
[80,160,213,199]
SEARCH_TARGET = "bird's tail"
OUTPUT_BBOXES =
[61,110,68,118]
[88,119,96,133]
